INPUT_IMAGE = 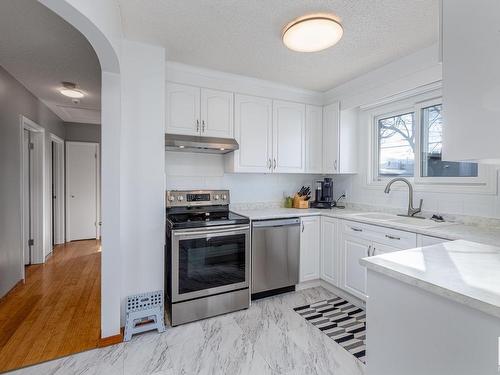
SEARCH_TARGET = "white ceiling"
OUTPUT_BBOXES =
[119,0,439,92]
[0,0,101,124]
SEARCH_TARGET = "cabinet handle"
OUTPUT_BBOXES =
[273,158,277,170]
[267,158,272,169]
[385,234,401,240]
[367,245,371,257]
[371,247,376,256]
[351,227,363,232]
[334,160,338,171]
[202,120,206,133]
[196,120,200,132]
[301,222,305,232]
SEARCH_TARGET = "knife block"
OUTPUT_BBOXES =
[293,196,309,209]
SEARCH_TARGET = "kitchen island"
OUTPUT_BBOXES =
[360,240,500,375]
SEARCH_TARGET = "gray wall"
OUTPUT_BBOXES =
[64,122,101,143]
[0,65,65,297]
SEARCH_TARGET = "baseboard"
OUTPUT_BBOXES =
[296,279,321,290]
[98,328,124,348]
[0,279,24,302]
[319,280,365,309]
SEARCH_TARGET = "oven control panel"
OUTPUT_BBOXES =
[166,190,230,207]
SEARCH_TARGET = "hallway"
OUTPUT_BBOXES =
[0,240,101,373]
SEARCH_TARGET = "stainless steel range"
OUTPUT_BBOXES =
[165,190,250,326]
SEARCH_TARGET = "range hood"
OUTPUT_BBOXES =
[165,133,239,154]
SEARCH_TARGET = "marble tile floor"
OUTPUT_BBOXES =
[8,287,366,375]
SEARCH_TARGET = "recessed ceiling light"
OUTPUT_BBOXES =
[282,14,343,53]
[59,82,85,98]
[179,145,185,149]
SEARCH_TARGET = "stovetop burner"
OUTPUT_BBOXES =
[167,210,249,229]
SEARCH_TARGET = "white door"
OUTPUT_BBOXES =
[166,82,200,135]
[66,142,98,241]
[200,88,233,138]
[22,129,33,265]
[233,94,273,173]
[305,105,323,173]
[323,102,340,174]
[342,234,370,300]
[320,216,338,285]
[273,100,305,173]
[299,216,320,282]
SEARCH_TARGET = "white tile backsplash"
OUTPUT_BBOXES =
[165,151,324,204]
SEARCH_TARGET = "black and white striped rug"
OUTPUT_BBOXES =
[294,296,366,363]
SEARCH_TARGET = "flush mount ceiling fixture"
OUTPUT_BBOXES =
[59,81,85,98]
[282,14,343,52]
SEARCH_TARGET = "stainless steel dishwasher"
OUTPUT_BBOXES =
[251,218,300,297]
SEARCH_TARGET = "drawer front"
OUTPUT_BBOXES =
[342,220,416,250]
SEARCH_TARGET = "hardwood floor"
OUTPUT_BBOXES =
[0,240,101,373]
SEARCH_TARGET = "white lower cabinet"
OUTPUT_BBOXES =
[299,216,320,282]
[341,234,371,299]
[417,234,449,247]
[340,220,418,301]
[320,216,339,286]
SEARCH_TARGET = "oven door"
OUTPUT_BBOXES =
[171,224,250,302]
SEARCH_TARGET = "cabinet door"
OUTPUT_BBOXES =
[166,82,200,135]
[299,216,320,282]
[323,102,340,174]
[272,100,306,173]
[417,235,449,247]
[200,88,234,138]
[341,234,370,300]
[232,94,273,173]
[371,242,400,256]
[320,216,338,286]
[305,105,323,173]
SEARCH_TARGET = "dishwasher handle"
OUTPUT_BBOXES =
[252,218,300,228]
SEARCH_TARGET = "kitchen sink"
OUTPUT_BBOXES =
[388,216,449,228]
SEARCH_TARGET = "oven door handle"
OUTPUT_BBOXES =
[173,225,250,237]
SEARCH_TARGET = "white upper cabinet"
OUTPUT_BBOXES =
[166,83,200,135]
[166,82,233,139]
[299,216,320,283]
[226,94,273,173]
[442,0,500,163]
[272,100,306,173]
[323,102,340,174]
[305,105,323,173]
[323,102,358,174]
[200,88,234,138]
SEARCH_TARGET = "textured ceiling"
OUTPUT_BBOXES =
[0,0,101,123]
[119,0,439,91]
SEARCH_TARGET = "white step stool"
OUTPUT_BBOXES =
[124,290,166,341]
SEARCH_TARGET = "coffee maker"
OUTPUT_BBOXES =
[311,178,335,209]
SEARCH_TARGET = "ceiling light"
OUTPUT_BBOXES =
[59,82,85,98]
[282,14,343,52]
[179,145,185,149]
[219,148,225,151]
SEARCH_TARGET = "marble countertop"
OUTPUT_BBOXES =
[360,240,500,319]
[231,207,500,246]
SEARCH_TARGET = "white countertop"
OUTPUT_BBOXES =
[360,240,500,319]
[232,207,500,246]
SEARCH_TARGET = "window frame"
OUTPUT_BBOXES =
[366,91,497,194]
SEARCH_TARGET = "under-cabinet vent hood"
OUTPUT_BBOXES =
[165,134,239,154]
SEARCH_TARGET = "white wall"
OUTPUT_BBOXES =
[166,152,323,204]
[325,44,500,219]
[120,41,166,321]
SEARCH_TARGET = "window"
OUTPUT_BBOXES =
[378,112,415,177]
[368,92,494,192]
[420,104,478,178]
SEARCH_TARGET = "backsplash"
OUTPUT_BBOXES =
[165,151,324,204]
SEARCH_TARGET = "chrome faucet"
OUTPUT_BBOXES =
[384,178,423,218]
